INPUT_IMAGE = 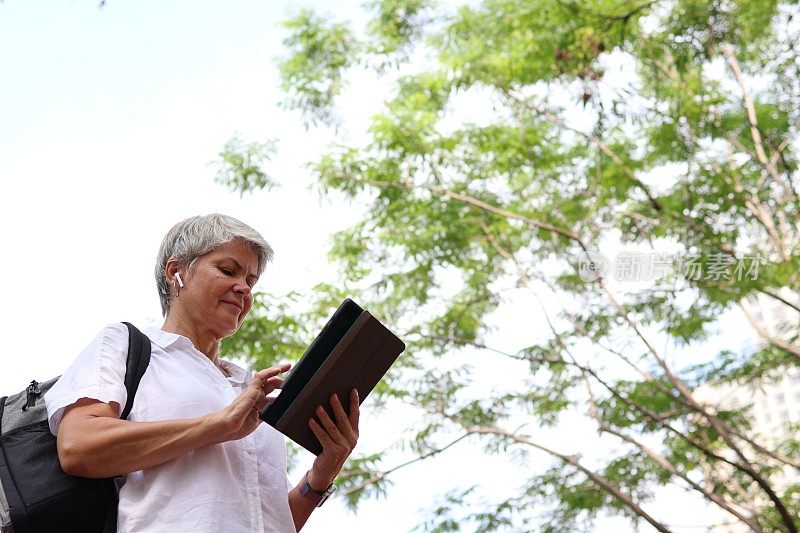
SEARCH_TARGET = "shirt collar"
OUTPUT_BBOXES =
[143,326,185,350]
[143,326,250,385]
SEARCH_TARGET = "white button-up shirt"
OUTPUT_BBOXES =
[45,323,296,533]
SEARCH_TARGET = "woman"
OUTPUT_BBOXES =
[45,214,358,532]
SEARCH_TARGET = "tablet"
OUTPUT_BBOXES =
[260,298,405,455]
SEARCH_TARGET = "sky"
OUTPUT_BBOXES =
[0,2,516,531]
[0,2,771,532]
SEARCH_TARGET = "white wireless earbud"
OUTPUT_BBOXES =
[174,272,185,288]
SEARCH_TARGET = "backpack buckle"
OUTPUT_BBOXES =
[23,380,40,411]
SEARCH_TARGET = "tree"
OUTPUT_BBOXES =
[221,0,800,530]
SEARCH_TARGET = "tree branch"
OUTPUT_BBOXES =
[420,323,797,517]
[722,44,796,216]
[439,188,581,242]
[719,145,789,261]
[354,176,584,244]
[356,170,797,531]
[740,303,800,360]
[481,220,800,474]
[581,372,763,532]
[339,432,473,496]
[593,279,796,530]
[504,90,663,212]
[467,426,672,533]
[760,288,800,315]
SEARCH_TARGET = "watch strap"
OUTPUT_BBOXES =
[300,471,337,507]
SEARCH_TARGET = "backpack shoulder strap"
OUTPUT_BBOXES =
[119,322,151,420]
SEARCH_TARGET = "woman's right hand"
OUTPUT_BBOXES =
[208,363,291,443]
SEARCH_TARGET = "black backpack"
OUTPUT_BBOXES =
[0,322,151,533]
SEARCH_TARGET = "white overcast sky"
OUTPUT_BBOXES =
[0,2,517,531]
[0,2,766,532]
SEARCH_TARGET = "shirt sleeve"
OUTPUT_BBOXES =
[44,322,130,435]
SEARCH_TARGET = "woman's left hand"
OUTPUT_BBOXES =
[306,388,360,490]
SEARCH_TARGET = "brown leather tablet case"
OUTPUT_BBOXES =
[260,298,405,455]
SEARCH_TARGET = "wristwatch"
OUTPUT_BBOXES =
[300,471,337,507]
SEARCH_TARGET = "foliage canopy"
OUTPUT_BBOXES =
[223,0,800,530]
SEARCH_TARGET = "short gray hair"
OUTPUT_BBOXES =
[155,213,274,316]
